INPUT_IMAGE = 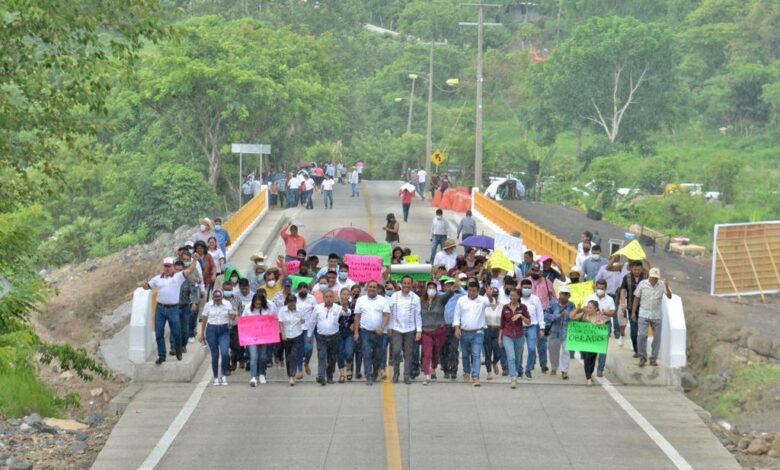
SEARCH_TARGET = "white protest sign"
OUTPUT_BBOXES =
[495,233,524,263]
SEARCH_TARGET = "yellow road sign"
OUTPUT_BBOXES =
[430,149,446,165]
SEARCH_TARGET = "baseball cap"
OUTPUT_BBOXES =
[282,277,292,287]
[185,240,194,248]
[538,255,551,264]
[457,272,468,280]
[559,285,571,294]
[212,289,223,299]
[569,266,581,274]
[163,257,175,266]
[649,267,661,278]
[530,262,541,272]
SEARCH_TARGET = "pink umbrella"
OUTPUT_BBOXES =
[322,227,376,243]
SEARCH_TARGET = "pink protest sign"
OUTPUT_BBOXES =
[237,315,280,346]
[285,259,300,274]
[344,254,382,282]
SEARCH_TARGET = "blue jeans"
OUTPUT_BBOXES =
[248,344,269,378]
[287,188,299,207]
[459,329,484,378]
[297,330,314,372]
[351,183,359,196]
[205,324,230,378]
[324,190,333,208]
[155,304,181,359]
[484,327,507,373]
[283,335,303,378]
[402,203,410,221]
[188,304,199,339]
[518,325,538,375]
[304,189,313,209]
[597,323,612,372]
[338,328,356,369]
[537,334,548,369]
[430,234,447,263]
[416,182,424,199]
[170,306,189,351]
[360,329,383,379]
[502,335,524,378]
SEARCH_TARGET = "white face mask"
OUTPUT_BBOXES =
[215,224,221,230]
[436,215,442,220]
[319,284,328,291]
[596,288,605,297]
[591,254,601,261]
[427,288,437,297]
[230,276,239,284]
[199,224,207,231]
[267,280,276,288]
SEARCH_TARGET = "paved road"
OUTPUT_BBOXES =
[94,181,739,470]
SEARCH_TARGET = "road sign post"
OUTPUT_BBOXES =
[232,143,271,207]
[430,149,446,166]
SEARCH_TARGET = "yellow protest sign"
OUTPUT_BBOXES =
[430,149,446,165]
[614,240,647,260]
[404,254,420,264]
[568,281,594,308]
[487,249,513,273]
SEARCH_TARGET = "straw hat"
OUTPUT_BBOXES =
[443,239,457,250]
[250,252,267,263]
[199,217,213,230]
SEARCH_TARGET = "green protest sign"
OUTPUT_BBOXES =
[355,242,391,266]
[288,275,313,290]
[566,321,609,354]
[390,272,432,281]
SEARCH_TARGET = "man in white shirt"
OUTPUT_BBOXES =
[388,276,422,384]
[575,240,592,269]
[307,290,346,385]
[349,166,360,197]
[416,168,427,200]
[287,172,300,208]
[140,255,199,364]
[322,174,335,209]
[336,264,356,291]
[585,279,616,377]
[302,173,315,209]
[433,238,458,271]
[354,280,390,385]
[429,210,450,263]
[453,281,489,386]
[295,283,317,377]
[519,279,544,380]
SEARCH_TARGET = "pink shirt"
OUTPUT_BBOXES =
[280,227,307,257]
[527,276,556,309]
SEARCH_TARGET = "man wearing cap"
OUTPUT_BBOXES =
[433,239,458,272]
[539,256,565,282]
[212,217,231,254]
[632,268,672,367]
[194,218,216,244]
[140,254,199,364]
[273,277,294,310]
[544,286,575,379]
[429,209,449,263]
[280,222,307,261]
[586,279,616,377]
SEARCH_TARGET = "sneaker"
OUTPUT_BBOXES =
[541,366,549,374]
[259,375,267,384]
[423,375,430,386]
[550,369,557,376]
[188,337,196,344]
[618,336,625,347]
[639,357,647,367]
[220,377,229,386]
[502,370,509,377]
[511,379,517,389]
[472,379,480,387]
[632,353,641,358]
[649,359,658,367]
[169,350,176,356]
[431,373,437,381]
[304,363,311,375]
[596,371,604,378]
[250,377,257,387]
[524,371,532,381]
[463,373,471,382]
[561,372,569,380]
[155,358,165,365]
[213,378,220,386]
[486,372,493,380]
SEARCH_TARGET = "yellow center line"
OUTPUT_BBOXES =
[361,182,403,470]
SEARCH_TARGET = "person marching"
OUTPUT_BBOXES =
[569,300,609,387]
[307,290,346,385]
[388,276,422,384]
[241,292,277,387]
[278,293,306,386]
[353,280,390,385]
[197,289,236,386]
[499,288,530,388]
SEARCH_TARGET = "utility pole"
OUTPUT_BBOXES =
[405,74,418,134]
[460,3,502,189]
[424,42,434,184]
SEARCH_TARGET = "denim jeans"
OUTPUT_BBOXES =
[155,304,181,359]
[351,183,359,197]
[483,327,507,373]
[248,344,269,378]
[297,330,314,372]
[316,333,339,380]
[283,335,303,378]
[459,329,484,378]
[188,304,199,339]
[170,306,189,351]
[324,190,333,208]
[287,188,299,207]
[440,326,460,375]
[517,325,538,375]
[597,322,612,372]
[304,189,313,209]
[337,328,356,369]
[401,203,410,221]
[416,182,424,199]
[205,324,230,378]
[629,316,639,353]
[501,335,524,378]
[429,234,447,263]
[536,334,548,369]
[360,329,383,380]
[379,333,389,369]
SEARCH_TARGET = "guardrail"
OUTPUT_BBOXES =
[128,186,269,371]
[472,191,577,272]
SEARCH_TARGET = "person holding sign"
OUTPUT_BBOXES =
[307,290,347,385]
[353,280,391,386]
[544,287,575,380]
[278,294,306,386]
[197,289,236,386]
[389,276,423,385]
[569,300,609,387]
[241,292,278,387]
[585,279,616,378]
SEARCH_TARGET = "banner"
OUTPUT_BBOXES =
[237,315,280,346]
[487,249,513,272]
[344,254,383,282]
[285,259,300,274]
[495,233,524,263]
[568,281,594,308]
[403,254,420,264]
[390,272,432,281]
[566,320,608,354]
[355,242,391,265]
[614,240,647,260]
[288,275,313,290]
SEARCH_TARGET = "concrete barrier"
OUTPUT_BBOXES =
[128,288,154,365]
[660,294,687,369]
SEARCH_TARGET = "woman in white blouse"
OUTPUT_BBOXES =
[242,292,277,387]
[198,289,236,386]
[207,236,226,274]
[277,294,306,386]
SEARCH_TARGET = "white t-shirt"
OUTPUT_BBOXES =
[322,179,335,191]
[201,300,234,325]
[417,169,427,183]
[208,248,225,265]
[585,293,616,315]
[433,250,458,270]
[304,178,315,191]
[355,295,389,331]
[287,176,300,189]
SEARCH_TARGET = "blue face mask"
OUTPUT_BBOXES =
[386,289,394,296]
[522,288,532,297]
[223,290,234,298]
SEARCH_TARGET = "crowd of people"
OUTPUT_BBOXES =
[142,200,673,389]
[265,161,361,209]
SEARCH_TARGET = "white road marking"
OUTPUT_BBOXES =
[139,369,211,469]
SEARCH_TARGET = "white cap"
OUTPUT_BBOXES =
[649,267,661,278]
[559,285,571,294]
[163,257,175,266]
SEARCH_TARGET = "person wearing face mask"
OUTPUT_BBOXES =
[312,276,330,303]
[527,262,556,373]
[575,241,592,270]
[419,281,459,385]
[248,252,266,288]
[581,244,607,282]
[433,238,459,271]
[278,294,305,386]
[585,279,616,377]
[440,278,464,380]
[194,217,217,244]
[262,269,282,300]
[567,266,582,285]
[336,287,356,382]
[193,241,217,300]
[177,250,202,345]
[497,275,517,304]
[499,288,531,388]
[354,280,391,385]
[336,264,355,291]
[429,209,449,263]
[221,280,244,374]
[212,217,231,254]
[544,286,575,380]
[518,279,544,380]
[272,277,294,311]
[295,283,317,378]
[569,300,609,387]
[482,286,507,379]
[197,288,236,386]
[241,292,277,386]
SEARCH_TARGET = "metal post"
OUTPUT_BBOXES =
[475,5,484,190]
[406,76,416,134]
[424,42,434,193]
[239,153,243,208]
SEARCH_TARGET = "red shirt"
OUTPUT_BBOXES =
[501,303,529,337]
[399,190,413,204]
[314,167,324,177]
[280,227,307,257]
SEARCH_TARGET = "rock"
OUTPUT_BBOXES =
[86,413,103,427]
[720,437,733,446]
[35,423,58,434]
[23,413,42,426]
[772,341,780,360]
[68,441,87,453]
[681,372,698,391]
[90,387,104,398]
[5,457,32,470]
[7,419,21,427]
[737,438,750,450]
[711,375,727,392]
[746,438,768,455]
[747,335,774,357]
[59,370,75,381]
[67,430,89,441]
[44,418,88,431]
[717,420,733,432]
[769,449,780,458]
[720,327,742,342]
[19,423,34,433]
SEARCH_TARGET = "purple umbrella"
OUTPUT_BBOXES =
[461,235,494,250]
[305,237,356,258]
